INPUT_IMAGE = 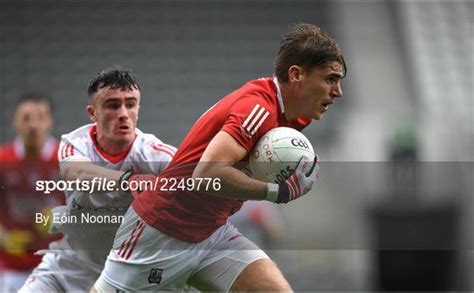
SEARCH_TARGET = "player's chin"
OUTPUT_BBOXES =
[313,107,329,120]
[115,133,134,143]
[312,112,323,120]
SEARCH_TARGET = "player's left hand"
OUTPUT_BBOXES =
[268,156,320,204]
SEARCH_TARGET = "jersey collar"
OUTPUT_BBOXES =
[272,76,285,114]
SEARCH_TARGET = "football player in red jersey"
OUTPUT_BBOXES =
[0,94,64,292]
[93,23,346,292]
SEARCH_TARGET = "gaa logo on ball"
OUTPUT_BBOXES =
[291,138,310,149]
[249,127,315,183]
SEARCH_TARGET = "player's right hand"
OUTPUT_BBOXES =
[267,156,320,204]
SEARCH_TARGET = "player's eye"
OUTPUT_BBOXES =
[107,103,120,110]
[326,77,337,84]
[126,102,136,108]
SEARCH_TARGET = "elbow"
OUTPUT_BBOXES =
[192,163,209,179]
[60,163,83,181]
[60,165,73,181]
[192,161,228,179]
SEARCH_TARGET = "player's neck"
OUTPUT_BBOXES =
[279,84,298,121]
[23,145,41,158]
[22,139,45,158]
[95,134,133,156]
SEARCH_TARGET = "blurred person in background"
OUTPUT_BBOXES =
[18,68,176,292]
[93,23,345,292]
[230,200,283,249]
[0,93,64,292]
[229,167,283,249]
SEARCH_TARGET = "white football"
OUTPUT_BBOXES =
[249,127,315,184]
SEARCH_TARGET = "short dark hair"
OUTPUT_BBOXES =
[16,92,54,114]
[87,67,140,96]
[275,23,346,83]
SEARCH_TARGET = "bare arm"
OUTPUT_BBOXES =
[192,131,268,200]
[60,161,126,192]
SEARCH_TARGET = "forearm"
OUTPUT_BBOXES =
[60,161,125,192]
[193,162,268,200]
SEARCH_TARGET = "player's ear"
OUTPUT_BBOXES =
[288,65,303,82]
[86,104,97,122]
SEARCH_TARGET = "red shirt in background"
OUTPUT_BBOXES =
[0,137,64,271]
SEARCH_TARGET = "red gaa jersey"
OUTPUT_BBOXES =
[133,77,311,243]
[0,137,64,271]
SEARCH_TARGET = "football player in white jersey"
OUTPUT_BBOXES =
[19,68,176,292]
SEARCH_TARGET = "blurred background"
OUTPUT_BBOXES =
[1,0,472,291]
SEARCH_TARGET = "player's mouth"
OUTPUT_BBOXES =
[118,125,131,134]
[321,102,332,111]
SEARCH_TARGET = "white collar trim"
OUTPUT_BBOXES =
[273,76,285,114]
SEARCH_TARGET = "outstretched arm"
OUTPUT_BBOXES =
[60,160,125,184]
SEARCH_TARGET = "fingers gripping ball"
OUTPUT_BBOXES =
[249,127,321,204]
[249,127,316,184]
[277,156,320,203]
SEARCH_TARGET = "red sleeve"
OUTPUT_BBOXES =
[221,96,274,153]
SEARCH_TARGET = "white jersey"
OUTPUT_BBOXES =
[50,123,175,273]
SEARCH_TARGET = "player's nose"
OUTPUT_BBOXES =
[117,105,130,120]
[332,83,343,98]
[26,119,40,132]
